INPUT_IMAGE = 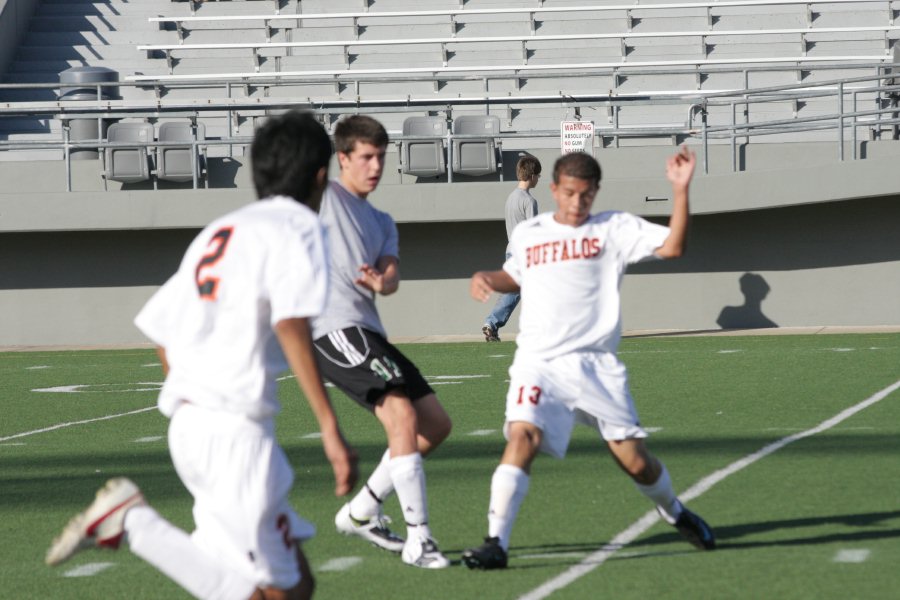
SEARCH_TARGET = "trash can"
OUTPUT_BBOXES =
[58,66,120,160]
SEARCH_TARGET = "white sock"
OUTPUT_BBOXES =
[348,449,394,519]
[634,465,683,524]
[487,464,530,551]
[125,505,257,600]
[388,452,431,540]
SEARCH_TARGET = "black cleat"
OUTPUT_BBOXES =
[482,325,501,342]
[673,508,716,550]
[462,536,508,570]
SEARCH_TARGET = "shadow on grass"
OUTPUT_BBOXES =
[632,509,900,551]
[459,509,900,570]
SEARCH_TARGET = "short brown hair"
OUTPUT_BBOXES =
[333,115,389,155]
[552,152,601,187]
[516,155,542,181]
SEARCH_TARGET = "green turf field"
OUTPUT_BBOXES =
[2,334,899,599]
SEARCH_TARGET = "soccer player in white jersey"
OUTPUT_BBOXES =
[45,111,358,600]
[311,115,453,569]
[462,148,715,570]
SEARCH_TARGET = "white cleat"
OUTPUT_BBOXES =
[46,477,145,566]
[334,502,405,553]
[401,537,450,569]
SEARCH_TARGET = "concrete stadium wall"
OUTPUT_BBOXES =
[3,146,900,346]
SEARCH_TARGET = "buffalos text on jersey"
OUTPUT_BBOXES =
[524,237,602,268]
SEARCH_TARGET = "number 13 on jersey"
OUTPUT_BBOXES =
[517,385,542,405]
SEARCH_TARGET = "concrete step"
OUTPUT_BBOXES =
[615,72,702,93]
[28,15,162,33]
[16,44,154,61]
[21,30,178,46]
[39,2,191,18]
[9,59,171,77]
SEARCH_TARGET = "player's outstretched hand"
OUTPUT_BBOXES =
[470,271,496,302]
[355,263,385,293]
[665,146,696,189]
[471,269,519,300]
[322,431,359,497]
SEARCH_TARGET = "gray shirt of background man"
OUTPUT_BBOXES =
[505,187,539,244]
[311,179,399,340]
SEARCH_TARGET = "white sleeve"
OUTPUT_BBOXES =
[133,275,181,347]
[610,212,670,264]
[502,227,524,285]
[267,221,330,325]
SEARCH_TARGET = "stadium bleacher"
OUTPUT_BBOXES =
[1,0,900,346]
[2,0,897,151]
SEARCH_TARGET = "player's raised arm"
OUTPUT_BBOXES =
[655,146,695,260]
[471,270,520,303]
[275,317,359,497]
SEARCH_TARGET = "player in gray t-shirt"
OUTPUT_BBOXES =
[312,116,453,569]
[482,155,541,342]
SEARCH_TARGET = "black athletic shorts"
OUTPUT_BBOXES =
[313,326,434,408]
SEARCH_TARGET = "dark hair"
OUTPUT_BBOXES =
[516,155,542,181]
[251,111,332,205]
[333,115,389,155]
[552,152,602,187]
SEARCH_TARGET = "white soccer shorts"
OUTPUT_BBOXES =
[503,351,648,459]
[168,402,316,590]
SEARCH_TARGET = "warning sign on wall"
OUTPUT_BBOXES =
[560,121,594,154]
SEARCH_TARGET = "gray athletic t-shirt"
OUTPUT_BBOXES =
[312,180,399,340]
[505,187,538,240]
[504,187,539,256]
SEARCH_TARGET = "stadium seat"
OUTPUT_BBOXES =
[156,121,206,183]
[451,115,501,177]
[400,116,446,178]
[103,122,154,184]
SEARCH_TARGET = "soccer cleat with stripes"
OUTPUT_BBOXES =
[672,507,716,550]
[401,536,450,569]
[462,536,508,570]
[335,502,405,553]
[482,325,500,342]
[45,477,146,566]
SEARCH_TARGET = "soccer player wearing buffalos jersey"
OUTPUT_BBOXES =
[46,111,358,600]
[462,148,715,570]
[312,115,453,569]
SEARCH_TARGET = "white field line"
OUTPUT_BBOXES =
[519,378,900,600]
[0,406,157,443]
[833,549,871,563]
[63,562,116,577]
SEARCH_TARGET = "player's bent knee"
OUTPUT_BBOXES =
[505,422,542,461]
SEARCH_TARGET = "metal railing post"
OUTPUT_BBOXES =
[702,105,709,174]
[838,81,844,161]
[446,129,453,183]
[731,102,737,172]
[63,121,72,192]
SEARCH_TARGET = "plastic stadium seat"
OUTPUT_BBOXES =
[104,122,154,183]
[157,121,206,183]
[451,115,500,177]
[401,116,447,178]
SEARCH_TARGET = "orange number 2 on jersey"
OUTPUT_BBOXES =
[195,226,234,300]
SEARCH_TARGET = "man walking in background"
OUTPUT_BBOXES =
[482,155,542,342]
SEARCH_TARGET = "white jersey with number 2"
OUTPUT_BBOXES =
[135,196,329,420]
[505,211,669,360]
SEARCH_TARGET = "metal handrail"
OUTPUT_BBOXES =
[2,66,899,189]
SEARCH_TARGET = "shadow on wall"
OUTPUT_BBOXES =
[716,272,778,329]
